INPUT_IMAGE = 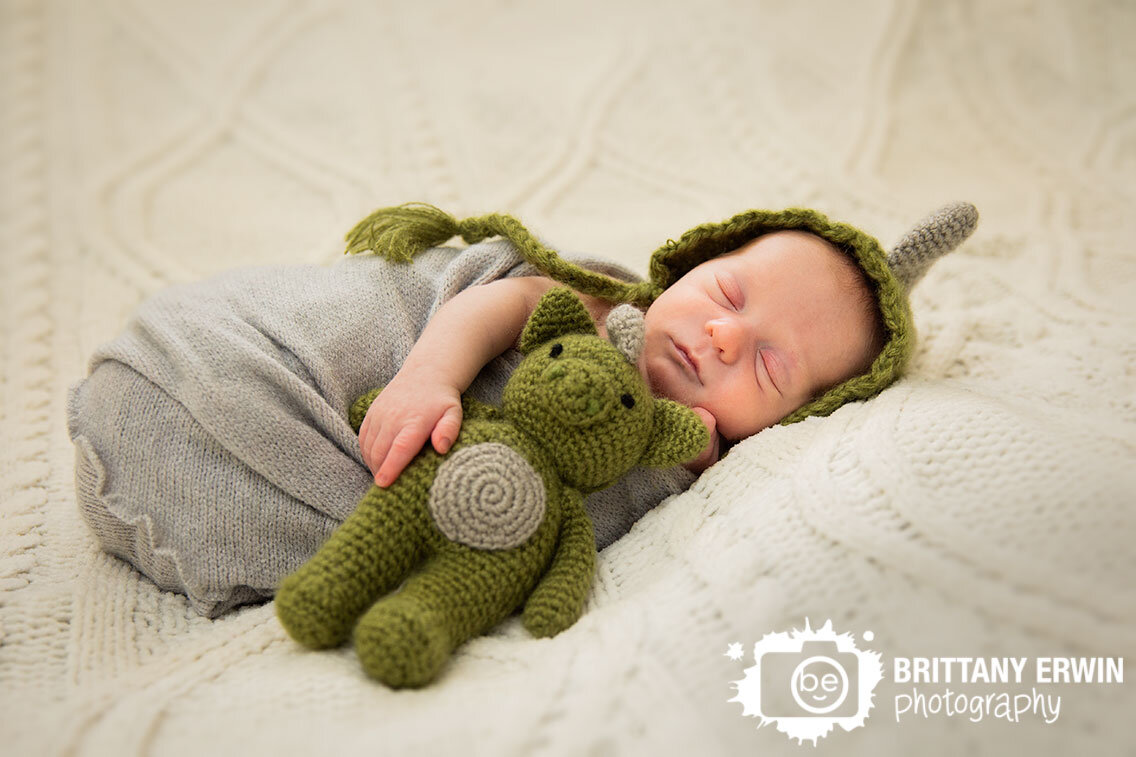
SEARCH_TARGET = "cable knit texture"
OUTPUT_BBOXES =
[275,287,707,687]
[2,0,1134,754]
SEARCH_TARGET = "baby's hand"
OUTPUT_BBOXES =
[358,365,463,488]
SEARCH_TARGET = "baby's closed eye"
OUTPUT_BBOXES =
[715,273,742,310]
[759,350,784,394]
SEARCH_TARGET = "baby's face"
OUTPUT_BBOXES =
[638,230,881,443]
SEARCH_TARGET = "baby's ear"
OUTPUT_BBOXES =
[519,286,598,355]
[639,400,710,468]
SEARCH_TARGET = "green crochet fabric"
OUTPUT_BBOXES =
[275,287,707,688]
[344,201,977,426]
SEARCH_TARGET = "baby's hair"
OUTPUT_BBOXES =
[812,238,888,402]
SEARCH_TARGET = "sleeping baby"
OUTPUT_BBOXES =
[361,226,884,488]
[66,201,977,617]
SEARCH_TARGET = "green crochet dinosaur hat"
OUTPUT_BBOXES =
[344,201,978,427]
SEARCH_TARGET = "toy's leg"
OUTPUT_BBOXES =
[276,485,426,649]
[353,548,533,688]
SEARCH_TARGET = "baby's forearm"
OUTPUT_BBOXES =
[400,276,549,394]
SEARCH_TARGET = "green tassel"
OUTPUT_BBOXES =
[345,202,465,262]
[345,203,659,308]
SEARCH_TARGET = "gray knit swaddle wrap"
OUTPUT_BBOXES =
[66,240,693,617]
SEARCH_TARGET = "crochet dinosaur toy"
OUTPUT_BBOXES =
[275,286,708,687]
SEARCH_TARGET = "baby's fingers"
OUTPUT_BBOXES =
[358,409,382,474]
[373,424,429,488]
[430,405,463,454]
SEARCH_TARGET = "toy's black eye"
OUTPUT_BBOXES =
[549,343,563,357]
[621,393,635,409]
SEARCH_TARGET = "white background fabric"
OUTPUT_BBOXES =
[1,0,1133,754]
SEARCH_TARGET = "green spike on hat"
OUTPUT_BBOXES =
[345,201,978,426]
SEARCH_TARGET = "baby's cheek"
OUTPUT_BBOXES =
[641,349,675,400]
[651,364,696,406]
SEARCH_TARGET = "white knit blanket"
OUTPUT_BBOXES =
[1,0,1133,755]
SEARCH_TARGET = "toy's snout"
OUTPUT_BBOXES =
[540,359,616,426]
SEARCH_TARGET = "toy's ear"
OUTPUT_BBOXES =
[518,286,598,355]
[639,400,710,468]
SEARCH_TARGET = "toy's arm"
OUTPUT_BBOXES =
[350,387,384,432]
[521,487,596,637]
[461,394,500,422]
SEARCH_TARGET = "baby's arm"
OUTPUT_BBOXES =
[359,276,557,487]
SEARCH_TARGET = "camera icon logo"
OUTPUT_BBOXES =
[729,619,883,745]
[764,640,858,717]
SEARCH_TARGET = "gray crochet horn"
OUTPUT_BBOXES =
[605,303,646,364]
[887,202,979,291]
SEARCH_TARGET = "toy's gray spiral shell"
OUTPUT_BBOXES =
[428,442,546,550]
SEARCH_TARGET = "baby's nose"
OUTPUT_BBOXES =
[707,317,743,363]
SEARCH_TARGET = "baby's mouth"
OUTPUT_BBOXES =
[673,339,701,383]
